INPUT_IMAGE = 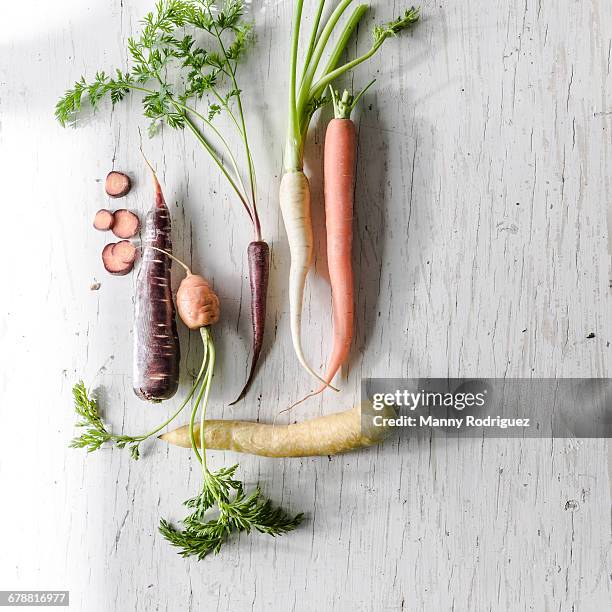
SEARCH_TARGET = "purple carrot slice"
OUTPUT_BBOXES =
[102,243,134,276]
[93,209,114,231]
[111,209,140,239]
[112,240,137,264]
[105,171,131,198]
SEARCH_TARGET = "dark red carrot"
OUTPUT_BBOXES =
[112,209,140,239]
[105,171,131,198]
[230,240,269,405]
[93,209,114,231]
[133,155,180,402]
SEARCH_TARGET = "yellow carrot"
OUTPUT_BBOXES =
[160,402,396,458]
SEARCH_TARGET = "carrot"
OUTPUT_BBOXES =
[150,247,221,330]
[105,171,131,198]
[113,240,137,265]
[93,209,114,231]
[133,155,180,402]
[101,243,134,276]
[279,172,330,386]
[111,209,140,238]
[159,401,396,458]
[282,2,419,386]
[230,240,269,405]
[320,95,358,387]
[293,86,374,406]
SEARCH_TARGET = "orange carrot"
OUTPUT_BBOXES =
[321,115,357,388]
[292,86,373,407]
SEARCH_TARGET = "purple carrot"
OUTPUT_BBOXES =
[230,240,270,405]
[133,157,180,402]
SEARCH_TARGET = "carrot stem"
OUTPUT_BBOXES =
[299,0,327,88]
[286,0,306,171]
[147,246,192,276]
[309,7,420,100]
[172,99,251,214]
[296,0,354,121]
[204,3,261,240]
[183,115,255,225]
[320,5,368,80]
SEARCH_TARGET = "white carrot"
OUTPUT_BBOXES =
[279,171,336,386]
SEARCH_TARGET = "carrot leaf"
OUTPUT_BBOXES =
[69,381,142,459]
[373,7,421,43]
[160,469,303,559]
[159,328,303,560]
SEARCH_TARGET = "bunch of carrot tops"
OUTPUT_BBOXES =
[57,0,420,560]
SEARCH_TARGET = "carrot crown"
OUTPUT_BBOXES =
[329,80,376,120]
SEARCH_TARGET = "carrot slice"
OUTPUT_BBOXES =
[102,243,134,276]
[111,209,140,239]
[112,240,137,264]
[105,171,131,198]
[93,209,115,231]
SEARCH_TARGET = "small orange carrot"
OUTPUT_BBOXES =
[323,86,377,388]
[322,107,357,388]
[294,85,374,406]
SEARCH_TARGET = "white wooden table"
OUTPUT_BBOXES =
[1,1,611,610]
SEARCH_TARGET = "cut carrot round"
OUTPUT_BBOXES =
[105,171,131,198]
[112,240,137,264]
[93,209,115,231]
[111,209,140,239]
[102,243,134,276]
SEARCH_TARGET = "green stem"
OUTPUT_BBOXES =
[296,0,354,123]
[309,39,384,101]
[320,5,368,82]
[133,352,208,441]
[299,0,327,87]
[182,114,254,224]
[174,99,251,211]
[207,6,261,241]
[198,328,215,476]
[286,0,305,171]
[207,85,258,220]
[189,329,210,466]
[211,86,244,135]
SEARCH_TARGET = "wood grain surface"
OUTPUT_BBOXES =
[0,1,610,610]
